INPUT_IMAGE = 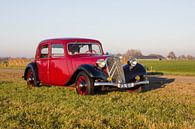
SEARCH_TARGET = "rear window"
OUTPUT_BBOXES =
[40,44,48,58]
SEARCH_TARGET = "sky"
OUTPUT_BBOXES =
[0,0,195,57]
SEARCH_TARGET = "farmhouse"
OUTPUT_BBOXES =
[135,55,165,60]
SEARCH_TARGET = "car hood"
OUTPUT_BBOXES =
[71,54,109,69]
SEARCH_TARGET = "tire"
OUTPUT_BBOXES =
[126,86,142,93]
[76,71,94,95]
[26,68,39,88]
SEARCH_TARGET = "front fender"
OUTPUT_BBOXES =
[123,63,146,82]
[65,64,108,86]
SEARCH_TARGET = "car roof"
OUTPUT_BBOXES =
[40,38,100,44]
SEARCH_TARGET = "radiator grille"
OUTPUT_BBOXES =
[106,56,125,83]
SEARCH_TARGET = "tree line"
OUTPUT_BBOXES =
[0,50,194,67]
[117,49,195,60]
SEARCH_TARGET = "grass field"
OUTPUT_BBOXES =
[0,68,194,129]
[139,60,195,76]
[1,59,195,76]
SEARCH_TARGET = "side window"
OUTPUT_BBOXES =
[40,44,48,58]
[79,45,89,53]
[51,44,64,57]
[92,44,101,55]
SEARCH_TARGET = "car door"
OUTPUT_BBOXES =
[36,43,50,84]
[49,42,69,85]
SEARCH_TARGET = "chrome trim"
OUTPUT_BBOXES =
[94,80,149,88]
[105,56,126,83]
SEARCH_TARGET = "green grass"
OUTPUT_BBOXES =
[0,68,194,129]
[139,60,195,76]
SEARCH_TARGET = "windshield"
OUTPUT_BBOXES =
[67,43,102,55]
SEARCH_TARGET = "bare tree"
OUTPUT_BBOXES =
[178,55,186,60]
[2,59,9,67]
[186,55,194,60]
[124,49,143,58]
[167,51,176,59]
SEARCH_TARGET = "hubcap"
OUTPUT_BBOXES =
[27,70,34,86]
[79,81,85,87]
[77,76,88,95]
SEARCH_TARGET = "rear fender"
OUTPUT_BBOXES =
[24,62,39,82]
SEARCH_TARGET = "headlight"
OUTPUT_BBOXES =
[96,59,106,68]
[127,58,137,67]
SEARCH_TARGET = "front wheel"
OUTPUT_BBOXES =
[126,75,147,92]
[76,71,94,95]
[126,86,142,92]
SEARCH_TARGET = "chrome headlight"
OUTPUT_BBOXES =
[96,59,106,68]
[127,58,137,67]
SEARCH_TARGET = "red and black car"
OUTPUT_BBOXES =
[24,38,149,95]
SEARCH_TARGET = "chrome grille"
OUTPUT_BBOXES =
[106,56,126,83]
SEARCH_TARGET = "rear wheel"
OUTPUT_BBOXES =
[26,68,39,88]
[76,71,94,95]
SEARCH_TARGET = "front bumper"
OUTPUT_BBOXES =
[94,80,149,89]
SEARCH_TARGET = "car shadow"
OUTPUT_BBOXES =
[38,76,175,95]
[95,75,175,95]
[142,76,175,92]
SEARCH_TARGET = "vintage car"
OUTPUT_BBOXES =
[24,38,149,95]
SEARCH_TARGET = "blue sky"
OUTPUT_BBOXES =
[0,0,195,57]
